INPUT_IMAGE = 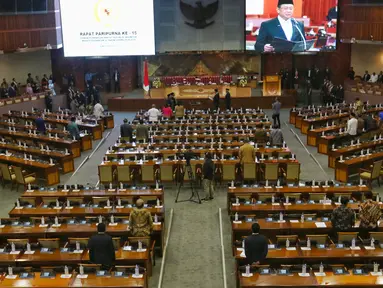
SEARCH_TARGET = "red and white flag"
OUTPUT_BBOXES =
[143,60,149,92]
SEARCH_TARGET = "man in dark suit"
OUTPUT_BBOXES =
[244,223,268,265]
[255,0,305,52]
[213,88,220,110]
[225,88,231,110]
[120,118,133,142]
[113,68,121,93]
[362,71,371,82]
[88,223,116,269]
[327,0,338,21]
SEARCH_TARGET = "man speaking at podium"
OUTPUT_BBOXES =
[254,0,305,52]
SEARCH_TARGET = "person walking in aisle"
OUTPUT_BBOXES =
[272,97,281,128]
[202,152,215,201]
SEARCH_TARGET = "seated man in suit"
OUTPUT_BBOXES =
[255,0,305,52]
[244,223,269,265]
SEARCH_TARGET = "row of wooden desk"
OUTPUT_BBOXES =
[0,272,147,287]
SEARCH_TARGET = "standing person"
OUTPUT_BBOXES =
[92,86,100,104]
[355,97,363,115]
[175,101,185,118]
[293,69,299,89]
[48,80,56,96]
[239,139,255,164]
[269,125,284,146]
[348,67,355,80]
[45,92,53,112]
[244,223,269,265]
[8,83,16,97]
[85,71,97,87]
[272,97,281,128]
[213,88,220,110]
[128,199,153,236]
[113,68,120,93]
[93,101,104,119]
[26,73,34,84]
[120,119,133,142]
[225,88,231,110]
[202,152,215,201]
[162,104,173,118]
[136,120,149,142]
[104,72,111,93]
[25,83,33,95]
[359,191,382,234]
[147,104,162,122]
[362,71,371,82]
[331,197,355,234]
[357,115,365,135]
[88,223,116,269]
[35,113,46,134]
[67,117,80,140]
[346,113,358,136]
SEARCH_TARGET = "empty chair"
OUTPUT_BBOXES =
[260,163,279,182]
[7,238,29,249]
[92,197,111,206]
[243,163,257,182]
[359,160,382,187]
[13,166,36,191]
[276,235,298,247]
[222,162,236,181]
[77,264,101,273]
[117,166,130,183]
[337,232,359,244]
[68,237,89,249]
[65,197,85,207]
[369,232,383,243]
[309,193,327,203]
[141,165,155,182]
[305,235,332,245]
[160,164,174,182]
[128,236,155,267]
[19,197,36,207]
[42,197,59,207]
[98,166,115,184]
[282,163,300,183]
[38,238,60,249]
[0,163,15,188]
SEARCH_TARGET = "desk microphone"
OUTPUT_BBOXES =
[292,18,307,51]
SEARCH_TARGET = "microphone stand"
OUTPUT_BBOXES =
[293,18,307,51]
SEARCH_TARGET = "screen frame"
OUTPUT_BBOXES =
[59,0,156,57]
[244,0,341,54]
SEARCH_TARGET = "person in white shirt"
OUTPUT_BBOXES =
[369,72,378,83]
[93,101,104,119]
[347,113,358,136]
[147,104,162,122]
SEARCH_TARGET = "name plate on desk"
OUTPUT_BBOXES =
[132,274,143,279]
[153,222,161,225]
[315,222,327,228]
[314,272,326,276]
[286,247,296,251]
[301,247,311,251]
[241,273,253,278]
[233,221,242,224]
[10,251,20,255]
[364,246,375,250]
[108,223,118,226]
[73,250,83,254]
[77,274,88,279]
[298,273,310,277]
[5,275,17,279]
[26,190,34,193]
[289,220,299,223]
[39,224,49,228]
[24,251,35,255]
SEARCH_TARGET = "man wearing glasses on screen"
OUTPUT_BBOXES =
[254,0,305,52]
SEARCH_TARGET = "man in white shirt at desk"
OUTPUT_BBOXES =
[147,104,162,122]
[347,112,358,136]
[369,72,378,83]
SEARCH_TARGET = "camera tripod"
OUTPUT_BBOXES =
[175,164,201,204]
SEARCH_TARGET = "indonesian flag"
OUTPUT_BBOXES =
[143,60,150,92]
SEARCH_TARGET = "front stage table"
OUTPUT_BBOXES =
[150,85,251,99]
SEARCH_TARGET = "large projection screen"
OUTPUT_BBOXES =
[60,0,155,57]
[246,0,339,53]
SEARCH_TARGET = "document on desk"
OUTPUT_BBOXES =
[315,222,327,228]
[271,37,316,52]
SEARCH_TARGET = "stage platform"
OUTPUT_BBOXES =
[107,90,297,112]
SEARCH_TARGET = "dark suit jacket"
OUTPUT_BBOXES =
[363,74,371,82]
[88,233,116,267]
[244,234,269,265]
[213,93,220,105]
[255,17,305,52]
[327,7,338,21]
[120,123,133,141]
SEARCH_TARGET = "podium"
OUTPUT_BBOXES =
[263,75,282,97]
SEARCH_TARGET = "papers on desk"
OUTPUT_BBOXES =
[60,274,72,279]
[77,274,88,279]
[371,272,383,276]
[137,248,147,252]
[301,247,311,251]
[232,203,240,206]
[123,246,132,251]
[350,246,361,250]
[314,272,326,276]
[0,225,5,229]
[286,247,296,251]
[364,246,375,250]
[153,222,161,225]
[272,203,280,206]
[315,222,327,228]
[24,251,35,255]
[233,221,242,224]
[73,250,83,254]
[51,224,61,228]
[242,273,253,277]
[132,274,143,279]
[26,190,34,193]
[237,248,244,252]
[108,223,118,226]
[39,224,49,228]
[298,273,310,277]
[10,251,20,255]
[289,220,299,223]
[240,251,246,258]
[5,275,17,279]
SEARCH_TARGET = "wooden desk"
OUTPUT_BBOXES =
[301,113,349,135]
[9,206,164,218]
[4,114,102,141]
[307,125,345,147]
[0,129,82,158]
[0,143,74,174]
[22,188,164,203]
[0,273,74,287]
[328,140,383,168]
[16,249,84,266]
[227,185,371,211]
[70,273,146,287]
[335,151,383,182]
[0,154,60,186]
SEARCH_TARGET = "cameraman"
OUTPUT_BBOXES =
[202,152,215,201]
